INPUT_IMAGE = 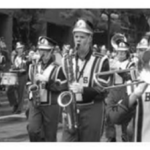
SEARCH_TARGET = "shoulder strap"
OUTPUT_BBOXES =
[92,51,104,58]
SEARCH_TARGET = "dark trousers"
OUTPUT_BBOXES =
[28,102,60,142]
[105,117,116,140]
[17,73,27,111]
[6,73,27,112]
[105,87,134,142]
[6,86,18,106]
[62,101,105,142]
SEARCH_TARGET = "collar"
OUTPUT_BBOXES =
[41,57,54,70]
[76,47,92,61]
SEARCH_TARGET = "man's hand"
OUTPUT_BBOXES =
[35,74,47,82]
[69,82,83,93]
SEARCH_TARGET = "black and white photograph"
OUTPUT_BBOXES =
[0,1,150,145]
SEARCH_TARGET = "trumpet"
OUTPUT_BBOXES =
[111,33,127,50]
[94,68,144,90]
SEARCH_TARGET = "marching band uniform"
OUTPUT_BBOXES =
[0,39,10,72]
[6,42,28,113]
[53,45,62,65]
[0,50,6,71]
[0,49,6,91]
[60,18,110,142]
[105,40,136,142]
[112,36,150,142]
[27,36,63,142]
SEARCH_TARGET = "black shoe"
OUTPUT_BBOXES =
[15,110,22,114]
[107,138,117,142]
[25,109,29,119]
[12,104,18,113]
[122,136,128,142]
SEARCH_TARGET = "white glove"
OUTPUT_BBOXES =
[35,74,47,82]
[69,82,83,93]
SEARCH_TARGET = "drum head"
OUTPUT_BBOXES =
[1,72,18,85]
[9,69,26,73]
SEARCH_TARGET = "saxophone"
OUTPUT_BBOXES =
[57,44,80,133]
[29,53,43,107]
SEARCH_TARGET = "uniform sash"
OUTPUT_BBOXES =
[28,62,58,105]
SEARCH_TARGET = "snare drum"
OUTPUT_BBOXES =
[0,72,18,86]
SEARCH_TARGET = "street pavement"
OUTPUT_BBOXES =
[0,92,122,142]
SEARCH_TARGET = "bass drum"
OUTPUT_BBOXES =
[0,72,18,86]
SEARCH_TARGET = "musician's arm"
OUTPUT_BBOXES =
[46,66,68,92]
[129,82,148,107]
[82,58,110,103]
[118,61,135,80]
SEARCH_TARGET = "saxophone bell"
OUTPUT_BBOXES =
[29,84,39,92]
[57,91,73,107]
[58,91,78,131]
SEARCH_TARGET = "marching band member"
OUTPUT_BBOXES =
[0,47,7,92]
[27,36,63,142]
[100,45,107,56]
[0,48,6,71]
[0,38,10,72]
[105,34,136,142]
[60,18,110,142]
[6,42,28,114]
[53,45,62,65]
[113,48,150,142]
[128,50,150,142]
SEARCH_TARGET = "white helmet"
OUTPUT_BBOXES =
[16,42,24,49]
[116,42,129,51]
[73,19,93,35]
[37,36,57,50]
[136,38,149,49]
[101,45,107,51]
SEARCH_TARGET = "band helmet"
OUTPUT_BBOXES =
[37,36,57,50]
[136,38,149,49]
[16,42,24,49]
[116,41,129,51]
[101,45,107,51]
[73,18,94,35]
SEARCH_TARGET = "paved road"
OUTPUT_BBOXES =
[0,92,122,142]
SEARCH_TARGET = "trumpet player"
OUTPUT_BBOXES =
[60,18,110,142]
[111,49,150,142]
[105,34,136,142]
[27,36,62,142]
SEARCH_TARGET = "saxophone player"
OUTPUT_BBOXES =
[60,18,110,142]
[27,36,63,142]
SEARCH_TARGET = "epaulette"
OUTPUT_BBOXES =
[53,62,60,67]
[92,52,104,58]
[71,51,76,57]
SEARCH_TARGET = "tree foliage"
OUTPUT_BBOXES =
[13,9,46,49]
[60,9,150,50]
